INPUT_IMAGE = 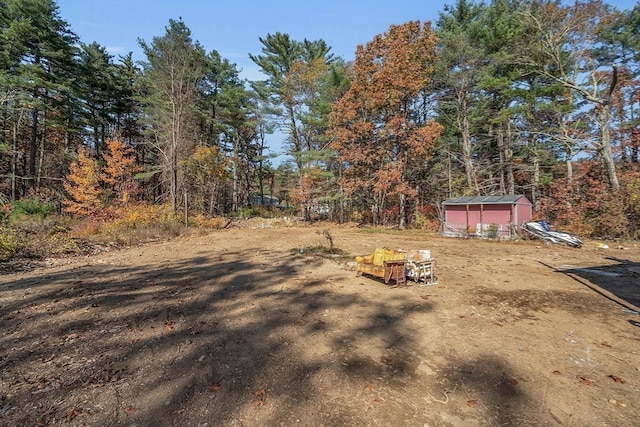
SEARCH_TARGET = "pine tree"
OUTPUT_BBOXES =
[139,19,208,213]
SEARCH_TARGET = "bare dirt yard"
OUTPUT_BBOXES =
[1,219,640,427]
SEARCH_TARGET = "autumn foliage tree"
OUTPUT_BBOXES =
[101,139,140,210]
[63,148,103,217]
[329,21,443,226]
[539,161,629,238]
[181,145,227,215]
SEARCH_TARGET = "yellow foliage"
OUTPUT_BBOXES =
[189,214,228,229]
[101,139,141,208]
[63,148,104,218]
[110,203,179,229]
[0,226,22,261]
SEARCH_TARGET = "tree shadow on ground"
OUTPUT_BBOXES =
[0,245,432,426]
[539,258,640,311]
[439,355,548,426]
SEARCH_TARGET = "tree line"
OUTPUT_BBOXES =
[1,0,638,238]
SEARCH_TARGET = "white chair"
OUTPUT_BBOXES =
[406,249,436,286]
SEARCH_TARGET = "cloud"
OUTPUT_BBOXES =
[105,46,126,55]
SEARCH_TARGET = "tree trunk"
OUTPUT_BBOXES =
[12,117,19,201]
[598,104,619,191]
[504,122,514,195]
[457,88,477,194]
[232,141,239,212]
[29,109,39,180]
[532,151,540,206]
[399,193,406,229]
[37,109,48,187]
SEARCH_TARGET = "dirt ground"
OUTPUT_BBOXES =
[1,218,639,427]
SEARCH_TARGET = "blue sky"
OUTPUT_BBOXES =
[56,0,636,80]
[54,0,464,80]
[55,0,639,81]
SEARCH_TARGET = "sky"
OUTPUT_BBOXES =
[55,0,459,81]
[55,0,639,81]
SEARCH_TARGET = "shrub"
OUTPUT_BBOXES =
[189,214,228,229]
[11,197,55,220]
[233,205,283,219]
[0,227,22,261]
[0,203,10,225]
[99,203,184,246]
[413,205,440,231]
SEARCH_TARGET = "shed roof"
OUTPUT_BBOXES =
[442,195,530,206]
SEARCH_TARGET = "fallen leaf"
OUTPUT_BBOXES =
[124,405,135,414]
[380,357,393,366]
[600,342,612,348]
[467,399,477,407]
[508,378,519,386]
[207,384,222,393]
[253,389,266,407]
[577,375,594,386]
[608,398,626,407]
[608,374,625,384]
[364,384,373,391]
[552,370,562,375]
[65,408,81,422]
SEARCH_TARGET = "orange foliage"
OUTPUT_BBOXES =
[538,161,633,238]
[101,139,141,210]
[290,166,328,218]
[63,148,104,218]
[328,21,442,224]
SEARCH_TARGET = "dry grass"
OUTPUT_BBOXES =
[1,203,233,264]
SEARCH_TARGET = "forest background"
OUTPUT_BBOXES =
[1,0,639,262]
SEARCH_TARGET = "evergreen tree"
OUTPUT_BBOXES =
[139,19,208,213]
[0,0,77,186]
[76,42,120,155]
[435,0,487,195]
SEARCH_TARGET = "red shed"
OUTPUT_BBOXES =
[442,195,532,239]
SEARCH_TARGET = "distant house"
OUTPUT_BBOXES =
[442,195,532,239]
[250,194,280,207]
